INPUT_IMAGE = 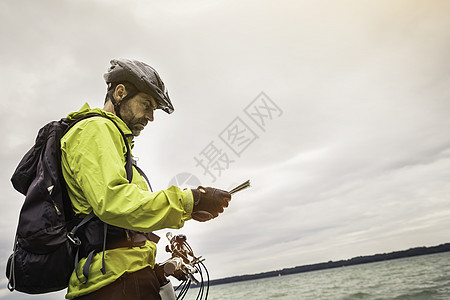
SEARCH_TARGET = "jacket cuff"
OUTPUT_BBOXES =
[182,189,194,220]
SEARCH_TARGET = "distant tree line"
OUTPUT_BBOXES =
[208,243,450,286]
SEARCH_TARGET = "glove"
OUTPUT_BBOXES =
[190,186,231,222]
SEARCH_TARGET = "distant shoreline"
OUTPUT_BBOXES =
[209,243,450,286]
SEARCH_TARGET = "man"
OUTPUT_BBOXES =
[60,59,231,299]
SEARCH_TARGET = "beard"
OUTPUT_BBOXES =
[121,114,147,136]
[128,118,147,136]
[118,102,148,136]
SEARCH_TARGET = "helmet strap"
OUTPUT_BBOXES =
[105,82,138,120]
[109,91,138,120]
[110,96,122,119]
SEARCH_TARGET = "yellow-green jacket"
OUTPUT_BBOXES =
[60,103,193,299]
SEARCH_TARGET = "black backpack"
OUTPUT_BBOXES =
[6,113,157,294]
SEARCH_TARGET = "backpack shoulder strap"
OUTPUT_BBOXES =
[64,113,133,183]
[133,163,153,192]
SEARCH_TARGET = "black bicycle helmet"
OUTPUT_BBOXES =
[104,58,174,114]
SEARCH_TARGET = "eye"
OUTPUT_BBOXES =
[143,100,156,111]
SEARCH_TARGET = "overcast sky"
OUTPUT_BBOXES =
[1,0,450,299]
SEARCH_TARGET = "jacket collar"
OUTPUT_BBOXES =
[66,103,133,138]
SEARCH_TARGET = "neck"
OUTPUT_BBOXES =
[103,99,116,114]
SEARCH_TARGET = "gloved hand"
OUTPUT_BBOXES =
[190,186,231,222]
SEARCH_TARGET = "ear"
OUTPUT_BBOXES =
[113,84,128,103]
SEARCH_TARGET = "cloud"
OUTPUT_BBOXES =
[1,1,450,295]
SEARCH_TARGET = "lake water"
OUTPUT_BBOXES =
[182,252,450,300]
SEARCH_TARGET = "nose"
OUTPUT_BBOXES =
[145,110,154,122]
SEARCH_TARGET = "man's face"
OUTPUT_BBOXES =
[119,92,157,136]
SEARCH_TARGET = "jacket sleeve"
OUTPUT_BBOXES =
[61,117,193,232]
